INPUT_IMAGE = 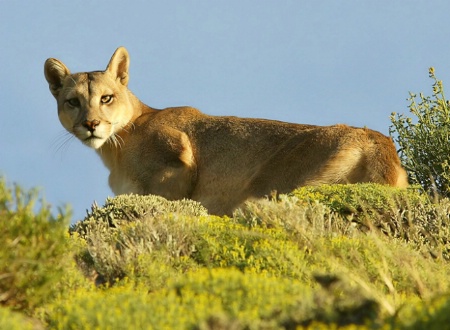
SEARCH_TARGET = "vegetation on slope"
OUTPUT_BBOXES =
[2,178,450,329]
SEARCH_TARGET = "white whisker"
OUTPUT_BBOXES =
[106,133,123,150]
[108,135,117,148]
[123,121,135,133]
[113,121,135,134]
[115,134,125,146]
[51,130,75,159]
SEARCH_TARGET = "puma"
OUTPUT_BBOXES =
[44,47,408,215]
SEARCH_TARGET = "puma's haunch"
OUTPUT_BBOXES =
[44,47,408,215]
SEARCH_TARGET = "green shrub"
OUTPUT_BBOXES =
[390,67,450,197]
[392,294,450,329]
[289,183,425,215]
[73,214,202,287]
[70,194,207,286]
[253,184,450,261]
[240,197,450,296]
[71,194,317,286]
[46,268,386,329]
[191,216,311,280]
[0,307,36,330]
[71,193,207,235]
[71,206,309,286]
[0,178,71,312]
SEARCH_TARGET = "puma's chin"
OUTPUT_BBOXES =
[82,136,107,149]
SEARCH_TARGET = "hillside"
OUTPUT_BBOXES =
[2,179,450,329]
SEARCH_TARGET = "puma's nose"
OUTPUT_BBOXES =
[83,119,100,132]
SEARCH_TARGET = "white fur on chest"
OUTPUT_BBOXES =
[108,171,139,195]
[97,150,140,196]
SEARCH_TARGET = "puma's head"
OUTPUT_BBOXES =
[44,47,135,149]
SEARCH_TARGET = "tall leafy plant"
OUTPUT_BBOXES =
[390,68,450,197]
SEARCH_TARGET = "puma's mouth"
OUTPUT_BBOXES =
[82,134,107,149]
[73,125,110,149]
[81,131,103,142]
[84,135,102,142]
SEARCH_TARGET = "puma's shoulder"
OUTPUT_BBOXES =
[157,106,205,122]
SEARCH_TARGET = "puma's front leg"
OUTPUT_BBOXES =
[108,171,141,195]
[135,127,198,200]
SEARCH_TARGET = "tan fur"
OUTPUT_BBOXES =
[44,47,408,215]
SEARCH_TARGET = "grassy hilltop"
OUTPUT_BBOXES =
[3,179,450,329]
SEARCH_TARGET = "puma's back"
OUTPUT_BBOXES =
[44,47,408,215]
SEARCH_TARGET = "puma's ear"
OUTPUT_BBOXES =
[44,58,71,98]
[106,46,130,86]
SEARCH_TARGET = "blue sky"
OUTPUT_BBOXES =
[2,1,450,223]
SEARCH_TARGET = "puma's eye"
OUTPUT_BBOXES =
[67,98,80,107]
[101,95,113,104]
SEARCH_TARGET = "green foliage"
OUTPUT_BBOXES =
[47,268,385,329]
[72,193,207,232]
[72,200,310,286]
[0,177,71,312]
[390,67,450,197]
[5,176,450,328]
[0,307,36,330]
[237,190,450,298]
[289,183,425,214]
[272,184,450,261]
[70,195,207,286]
[396,294,450,330]
[47,269,306,329]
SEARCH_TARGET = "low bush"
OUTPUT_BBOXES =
[47,267,389,329]
[0,178,71,312]
[289,183,425,215]
[252,184,450,261]
[71,193,207,235]
[0,307,36,330]
[70,195,207,286]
